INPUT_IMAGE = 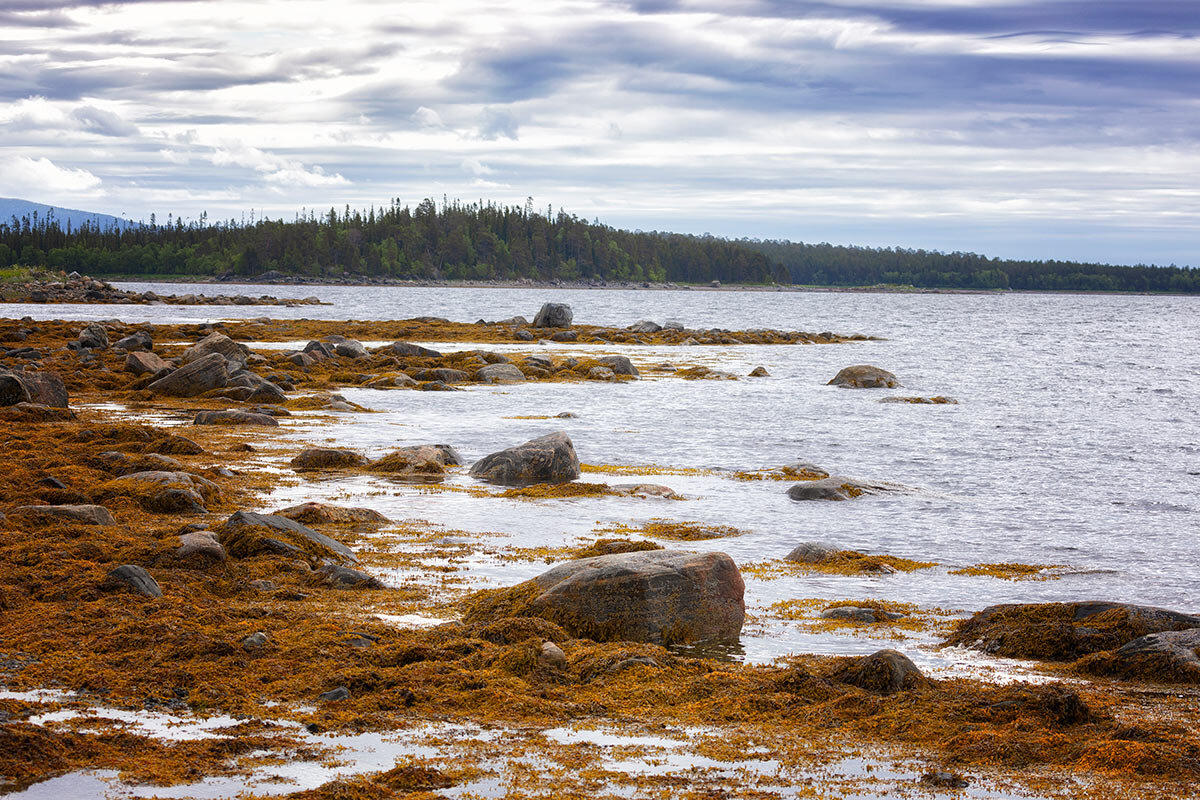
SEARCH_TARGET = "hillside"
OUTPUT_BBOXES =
[0,198,138,234]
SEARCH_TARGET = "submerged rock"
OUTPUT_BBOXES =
[832,649,930,694]
[944,601,1200,661]
[469,431,580,486]
[218,510,357,563]
[821,606,904,623]
[828,365,899,388]
[532,302,573,328]
[290,448,368,470]
[784,542,839,563]
[748,366,770,377]
[786,477,876,501]
[470,549,745,645]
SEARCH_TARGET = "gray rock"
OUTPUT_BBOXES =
[332,339,368,359]
[469,431,580,486]
[176,531,227,565]
[626,320,661,333]
[475,363,526,383]
[113,331,153,351]
[595,355,639,377]
[786,477,871,501]
[126,351,171,376]
[147,352,230,397]
[318,686,350,702]
[532,302,573,328]
[828,365,900,389]
[518,549,745,644]
[103,565,162,598]
[219,510,358,563]
[182,332,249,368]
[242,632,268,651]
[77,323,109,350]
[13,504,115,526]
[377,341,442,358]
[784,542,839,563]
[587,366,615,381]
[0,370,69,408]
[1103,628,1200,681]
[662,320,685,331]
[316,564,384,589]
[522,354,554,371]
[513,329,535,341]
[193,409,279,427]
[102,470,219,513]
[412,368,470,383]
[539,641,567,667]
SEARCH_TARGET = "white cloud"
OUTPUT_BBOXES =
[209,143,348,186]
[461,158,494,175]
[412,106,444,128]
[263,164,349,187]
[0,155,103,195]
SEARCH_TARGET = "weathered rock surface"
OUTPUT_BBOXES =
[784,542,839,563]
[113,330,153,352]
[595,355,639,377]
[1077,628,1200,683]
[102,565,162,598]
[275,502,389,525]
[13,504,115,526]
[182,332,249,368]
[832,649,930,694]
[469,431,580,486]
[484,549,745,644]
[77,323,109,350]
[475,363,526,383]
[147,352,229,397]
[315,564,384,589]
[125,351,171,376]
[786,477,877,501]
[97,470,220,514]
[412,367,471,383]
[175,531,227,566]
[193,409,279,427]
[290,448,368,470]
[626,320,661,333]
[532,302,573,328]
[945,601,1200,661]
[376,341,442,358]
[828,365,899,388]
[218,510,357,563]
[0,370,69,408]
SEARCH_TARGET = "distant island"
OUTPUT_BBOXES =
[2,197,1197,293]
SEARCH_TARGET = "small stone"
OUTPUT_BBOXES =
[102,565,162,598]
[539,641,567,667]
[248,579,277,592]
[748,366,770,377]
[242,632,268,651]
[318,686,350,702]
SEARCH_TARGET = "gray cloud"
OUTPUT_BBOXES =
[69,105,138,136]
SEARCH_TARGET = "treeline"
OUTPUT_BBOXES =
[2,198,1196,292]
[0,198,784,285]
[744,240,1200,293]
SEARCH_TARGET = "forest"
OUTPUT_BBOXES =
[2,197,1196,293]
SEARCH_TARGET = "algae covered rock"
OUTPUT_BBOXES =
[290,448,368,470]
[475,363,526,383]
[274,502,389,525]
[0,370,69,408]
[466,549,745,645]
[175,531,227,566]
[944,601,1200,661]
[786,477,873,501]
[96,470,220,514]
[1076,628,1200,684]
[193,409,278,427]
[469,431,580,486]
[784,542,839,563]
[828,365,899,388]
[831,649,930,694]
[218,510,357,563]
[13,504,115,526]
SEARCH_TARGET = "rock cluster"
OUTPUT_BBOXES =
[11,273,321,306]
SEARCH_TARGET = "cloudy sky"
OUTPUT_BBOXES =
[2,0,1197,264]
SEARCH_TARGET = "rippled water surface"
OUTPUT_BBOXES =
[9,284,1199,669]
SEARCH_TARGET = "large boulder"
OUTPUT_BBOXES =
[12,504,115,526]
[475,363,526,384]
[828,365,899,388]
[472,550,745,644]
[532,302,573,328]
[944,601,1200,661]
[182,332,249,368]
[0,370,69,408]
[469,432,580,486]
[290,448,368,470]
[217,510,357,563]
[376,341,442,358]
[77,323,109,350]
[125,351,171,376]
[147,353,230,397]
[1077,629,1200,684]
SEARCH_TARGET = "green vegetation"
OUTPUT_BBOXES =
[2,198,1196,292]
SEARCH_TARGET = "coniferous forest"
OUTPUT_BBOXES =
[1,197,1197,293]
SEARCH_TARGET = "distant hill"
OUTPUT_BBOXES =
[0,197,139,232]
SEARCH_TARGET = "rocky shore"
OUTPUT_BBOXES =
[1,305,1198,799]
[0,271,322,306]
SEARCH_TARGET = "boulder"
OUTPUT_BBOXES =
[377,341,442,358]
[412,368,470,383]
[13,504,115,526]
[217,371,286,404]
[77,323,109,350]
[828,365,899,388]
[1078,628,1200,683]
[315,564,384,589]
[125,351,171,376]
[832,649,930,694]
[626,320,661,333]
[193,409,278,427]
[370,444,462,469]
[748,366,770,377]
[0,370,69,408]
[784,542,839,563]
[475,363,526,383]
[101,565,162,598]
[113,331,152,352]
[175,531,227,566]
[290,448,368,470]
[96,470,220,514]
[477,549,744,644]
[514,329,535,341]
[595,355,638,377]
[332,339,369,359]
[274,502,389,525]
[588,366,615,381]
[182,332,249,368]
[147,352,230,397]
[469,432,580,486]
[944,601,1200,661]
[218,510,357,563]
[532,302,573,328]
[786,477,873,501]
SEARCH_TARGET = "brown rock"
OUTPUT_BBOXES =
[12,504,115,526]
[290,448,368,470]
[274,502,389,525]
[125,351,171,376]
[147,353,230,397]
[469,431,580,486]
[832,649,931,694]
[828,365,899,388]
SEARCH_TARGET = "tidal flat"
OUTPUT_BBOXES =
[1,294,1198,800]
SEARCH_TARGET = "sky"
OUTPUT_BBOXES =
[1,0,1198,266]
